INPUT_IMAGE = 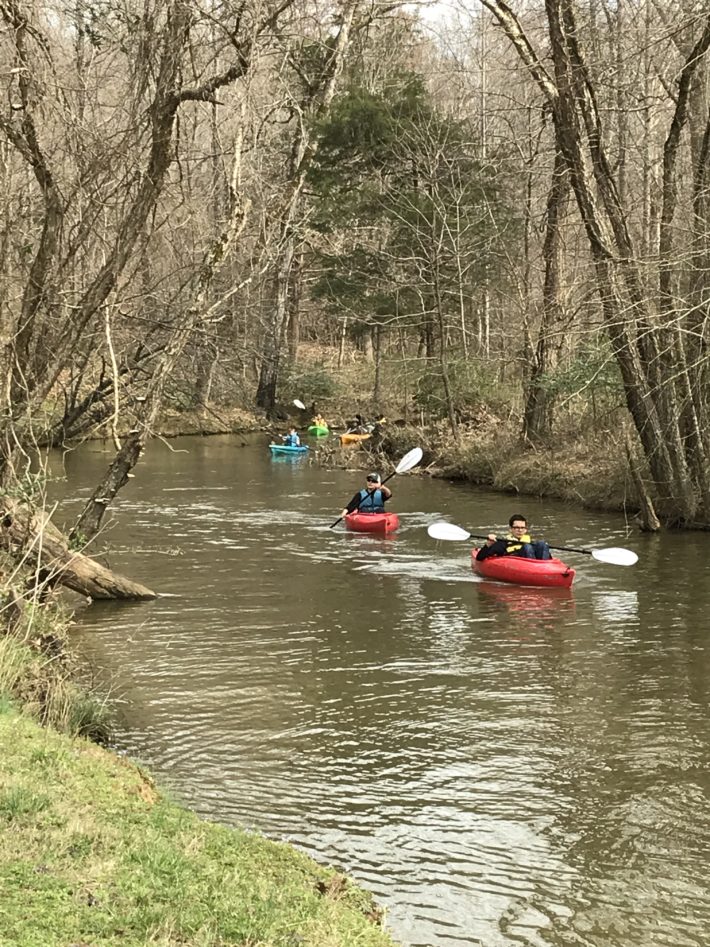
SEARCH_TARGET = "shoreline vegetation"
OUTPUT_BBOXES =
[0,707,394,947]
[150,401,641,524]
[0,600,395,947]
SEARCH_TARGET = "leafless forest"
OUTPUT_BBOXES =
[3,0,710,539]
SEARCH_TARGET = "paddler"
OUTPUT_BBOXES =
[340,472,392,519]
[282,427,301,447]
[475,514,551,561]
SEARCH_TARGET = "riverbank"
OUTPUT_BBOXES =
[379,423,638,519]
[153,402,638,522]
[0,612,394,946]
[0,705,394,947]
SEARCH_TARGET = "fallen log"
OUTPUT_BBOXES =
[1,498,156,601]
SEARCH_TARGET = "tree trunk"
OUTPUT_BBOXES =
[523,141,570,444]
[255,1,358,411]
[287,248,303,363]
[483,0,710,524]
[256,231,295,410]
[1,499,155,600]
[337,317,348,368]
[372,323,383,407]
[432,235,459,440]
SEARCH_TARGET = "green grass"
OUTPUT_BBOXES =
[0,595,113,743]
[0,708,395,947]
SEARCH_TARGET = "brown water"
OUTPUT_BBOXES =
[58,435,710,947]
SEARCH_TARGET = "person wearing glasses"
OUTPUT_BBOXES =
[475,514,551,561]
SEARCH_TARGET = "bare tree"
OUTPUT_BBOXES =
[480,0,710,526]
[255,0,360,411]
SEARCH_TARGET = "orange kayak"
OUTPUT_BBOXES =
[340,432,371,445]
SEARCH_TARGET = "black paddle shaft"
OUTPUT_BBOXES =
[468,532,592,556]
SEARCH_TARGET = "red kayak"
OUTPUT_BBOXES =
[471,549,575,588]
[345,512,400,534]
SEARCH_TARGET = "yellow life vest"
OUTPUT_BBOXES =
[504,531,531,554]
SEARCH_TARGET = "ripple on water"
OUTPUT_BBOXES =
[65,447,710,947]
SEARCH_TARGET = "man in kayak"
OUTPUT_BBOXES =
[340,472,392,518]
[371,414,387,435]
[282,427,301,447]
[345,412,366,433]
[476,514,551,561]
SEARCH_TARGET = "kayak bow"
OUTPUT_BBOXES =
[345,511,400,534]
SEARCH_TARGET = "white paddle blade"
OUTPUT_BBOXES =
[293,399,306,410]
[395,446,423,474]
[427,522,471,542]
[592,546,638,566]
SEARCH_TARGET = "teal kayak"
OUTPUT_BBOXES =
[269,443,309,454]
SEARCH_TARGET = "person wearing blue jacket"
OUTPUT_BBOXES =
[282,427,301,447]
[340,472,392,518]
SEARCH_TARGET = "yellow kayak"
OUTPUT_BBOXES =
[340,432,372,445]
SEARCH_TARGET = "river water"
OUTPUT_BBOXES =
[58,435,710,947]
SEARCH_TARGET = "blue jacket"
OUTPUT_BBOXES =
[357,487,386,512]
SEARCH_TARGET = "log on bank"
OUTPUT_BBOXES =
[1,499,156,601]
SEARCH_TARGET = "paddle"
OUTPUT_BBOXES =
[293,399,306,410]
[329,446,423,529]
[426,521,638,566]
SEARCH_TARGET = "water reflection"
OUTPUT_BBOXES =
[268,451,311,464]
[54,438,710,947]
[592,590,640,625]
[477,582,576,627]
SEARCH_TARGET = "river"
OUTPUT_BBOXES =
[57,435,710,947]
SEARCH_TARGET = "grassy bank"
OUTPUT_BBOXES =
[0,703,394,947]
[0,596,394,947]
[421,426,636,516]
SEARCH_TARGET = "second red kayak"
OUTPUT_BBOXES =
[345,512,400,534]
[471,549,575,588]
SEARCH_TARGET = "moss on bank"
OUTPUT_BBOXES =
[0,704,394,947]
